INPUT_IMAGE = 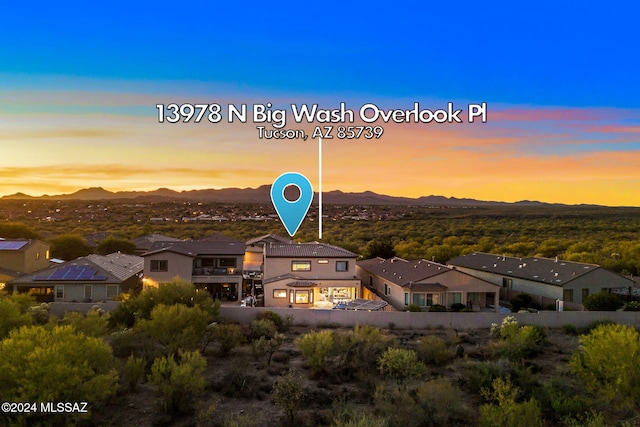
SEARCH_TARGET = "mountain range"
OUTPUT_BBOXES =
[0,186,558,207]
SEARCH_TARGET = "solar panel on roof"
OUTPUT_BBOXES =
[33,265,108,281]
[0,241,28,250]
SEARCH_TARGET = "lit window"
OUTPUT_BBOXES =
[295,290,310,304]
[318,259,329,264]
[36,252,40,260]
[291,261,311,272]
[336,261,348,272]
[273,289,287,298]
[150,260,168,272]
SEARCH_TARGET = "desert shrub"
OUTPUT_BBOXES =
[250,318,277,341]
[490,316,518,339]
[570,323,640,411]
[109,327,159,359]
[464,361,508,395]
[490,317,545,361]
[535,377,590,423]
[108,278,219,328]
[562,323,578,335]
[252,333,285,365]
[332,413,387,427]
[0,325,118,424]
[124,355,146,391]
[211,322,244,356]
[562,411,608,427]
[428,304,446,312]
[414,377,466,427]
[450,302,466,312]
[148,349,206,414]
[0,297,32,339]
[218,368,269,399]
[478,378,543,427]
[416,335,452,366]
[586,318,617,331]
[373,384,420,427]
[624,301,640,311]
[255,310,284,331]
[61,308,109,337]
[297,330,335,378]
[272,369,305,426]
[138,303,209,354]
[344,325,391,373]
[582,291,623,311]
[406,304,422,312]
[27,302,51,325]
[378,347,427,388]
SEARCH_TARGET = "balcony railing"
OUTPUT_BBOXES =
[193,267,240,276]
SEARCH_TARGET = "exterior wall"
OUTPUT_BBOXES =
[219,307,640,330]
[264,256,357,281]
[53,283,120,302]
[144,252,193,283]
[564,268,634,304]
[0,240,50,274]
[452,266,564,301]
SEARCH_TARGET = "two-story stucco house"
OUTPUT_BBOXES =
[0,239,51,292]
[262,242,360,308]
[142,239,245,301]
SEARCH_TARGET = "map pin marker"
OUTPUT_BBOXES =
[270,172,314,237]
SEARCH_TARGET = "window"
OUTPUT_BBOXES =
[503,278,513,288]
[273,289,287,298]
[46,250,50,259]
[447,292,462,307]
[336,261,348,272]
[318,259,329,264]
[36,252,40,260]
[106,285,118,299]
[404,292,409,306]
[413,293,425,306]
[582,288,589,300]
[291,261,311,272]
[384,283,391,296]
[150,260,168,272]
[295,290,311,304]
[219,258,237,267]
[84,285,93,301]
[55,285,64,299]
[563,289,573,302]
[468,292,480,303]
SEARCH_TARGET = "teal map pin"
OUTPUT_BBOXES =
[270,172,313,237]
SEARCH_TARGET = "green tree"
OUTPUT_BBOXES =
[0,222,41,239]
[49,234,92,260]
[582,291,623,311]
[95,235,136,255]
[148,349,206,414]
[377,347,427,389]
[297,329,335,378]
[272,369,305,426]
[139,303,210,354]
[570,323,640,410]
[0,325,118,418]
[211,322,244,356]
[363,240,396,259]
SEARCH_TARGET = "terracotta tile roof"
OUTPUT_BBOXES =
[265,242,357,258]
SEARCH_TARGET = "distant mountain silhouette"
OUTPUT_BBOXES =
[1,186,565,207]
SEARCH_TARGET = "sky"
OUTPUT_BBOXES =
[1,2,639,206]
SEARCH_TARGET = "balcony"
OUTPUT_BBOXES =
[192,267,240,276]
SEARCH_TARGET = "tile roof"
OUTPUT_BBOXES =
[263,273,304,285]
[357,257,451,287]
[265,242,357,258]
[133,234,181,251]
[144,239,246,257]
[86,253,143,281]
[246,234,292,246]
[447,252,631,286]
[286,280,318,288]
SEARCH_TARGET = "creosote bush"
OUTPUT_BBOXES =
[378,347,427,388]
[416,335,452,366]
[297,329,335,378]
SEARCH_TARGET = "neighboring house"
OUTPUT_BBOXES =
[142,239,245,301]
[357,257,501,311]
[132,234,182,256]
[8,253,143,302]
[262,242,360,308]
[447,252,635,306]
[0,239,51,288]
